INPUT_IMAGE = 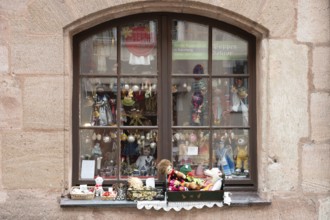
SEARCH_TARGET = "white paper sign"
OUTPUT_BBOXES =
[80,160,95,179]
[187,146,198,155]
[146,178,155,188]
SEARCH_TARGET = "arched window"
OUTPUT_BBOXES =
[72,13,256,190]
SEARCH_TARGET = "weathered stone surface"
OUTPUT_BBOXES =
[0,0,29,12]
[311,93,330,142]
[2,132,64,189]
[0,45,9,73]
[297,0,330,43]
[318,197,330,220]
[11,35,63,74]
[23,76,64,129]
[258,0,295,38]
[0,17,9,44]
[313,47,330,91]
[267,39,309,191]
[0,74,22,129]
[26,0,76,34]
[302,143,330,193]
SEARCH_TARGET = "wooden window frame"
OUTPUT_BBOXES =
[72,13,257,191]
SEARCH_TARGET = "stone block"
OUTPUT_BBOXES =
[0,74,22,129]
[0,46,9,73]
[11,35,63,74]
[26,0,76,34]
[267,39,309,191]
[0,17,10,44]
[318,197,330,220]
[297,0,330,43]
[1,131,64,189]
[313,47,330,90]
[258,0,295,38]
[302,143,330,193]
[23,76,64,129]
[311,93,330,142]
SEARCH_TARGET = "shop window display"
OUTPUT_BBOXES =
[73,13,256,197]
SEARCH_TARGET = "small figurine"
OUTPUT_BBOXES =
[202,167,222,191]
[135,145,155,176]
[234,136,249,175]
[156,159,201,191]
[93,84,113,126]
[92,143,102,159]
[94,176,104,196]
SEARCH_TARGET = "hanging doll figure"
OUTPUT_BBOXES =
[92,84,113,126]
[231,78,248,126]
[191,91,204,125]
[135,145,155,176]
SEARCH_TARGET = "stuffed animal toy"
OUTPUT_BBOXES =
[94,176,104,196]
[156,159,201,191]
[202,167,223,191]
[234,136,249,174]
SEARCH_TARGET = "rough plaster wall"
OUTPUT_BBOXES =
[0,0,329,219]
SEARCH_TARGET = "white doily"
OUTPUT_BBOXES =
[137,200,226,211]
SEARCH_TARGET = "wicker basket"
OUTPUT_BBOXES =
[70,186,95,200]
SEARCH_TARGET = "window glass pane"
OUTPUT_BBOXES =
[120,77,157,126]
[120,21,157,75]
[79,129,119,180]
[212,28,248,75]
[120,129,158,179]
[79,28,117,75]
[80,77,118,127]
[172,20,208,74]
[172,77,209,126]
[212,77,249,126]
[172,130,210,176]
[212,129,250,179]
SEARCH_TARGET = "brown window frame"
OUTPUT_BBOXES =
[72,13,257,191]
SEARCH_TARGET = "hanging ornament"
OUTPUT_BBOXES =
[127,134,135,143]
[186,85,192,92]
[150,142,156,149]
[96,133,102,141]
[189,133,197,143]
[92,132,97,141]
[103,134,111,143]
[85,135,91,144]
[132,85,140,92]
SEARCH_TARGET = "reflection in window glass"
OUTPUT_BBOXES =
[172,20,208,74]
[121,21,157,75]
[120,129,158,179]
[172,130,210,176]
[120,77,157,126]
[212,129,249,178]
[172,77,209,126]
[80,28,117,74]
[79,129,119,180]
[80,77,118,127]
[212,28,248,75]
[212,78,249,126]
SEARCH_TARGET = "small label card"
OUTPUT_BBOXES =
[80,160,95,179]
[187,146,198,155]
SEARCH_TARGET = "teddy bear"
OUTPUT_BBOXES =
[234,136,249,174]
[156,159,202,191]
[202,167,223,191]
[94,175,104,196]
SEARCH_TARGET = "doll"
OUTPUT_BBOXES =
[92,143,102,159]
[231,78,248,126]
[156,159,201,191]
[93,84,113,126]
[135,145,155,176]
[234,136,249,174]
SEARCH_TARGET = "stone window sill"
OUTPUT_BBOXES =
[60,191,271,208]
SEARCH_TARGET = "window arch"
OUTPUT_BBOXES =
[72,13,257,190]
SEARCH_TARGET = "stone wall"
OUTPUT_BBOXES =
[0,0,329,219]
